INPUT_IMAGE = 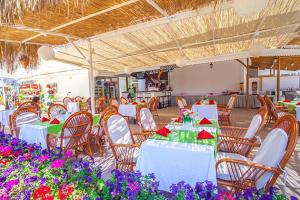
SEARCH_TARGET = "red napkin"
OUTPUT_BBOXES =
[50,118,60,124]
[297,102,300,106]
[283,99,291,103]
[209,99,215,105]
[199,117,212,125]
[156,127,171,137]
[195,100,202,105]
[175,117,182,123]
[41,117,50,122]
[132,102,138,105]
[197,130,214,140]
[141,100,146,103]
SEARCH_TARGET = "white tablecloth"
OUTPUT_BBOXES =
[118,104,137,118]
[19,124,48,149]
[0,109,14,126]
[136,139,216,191]
[296,106,300,121]
[191,105,218,120]
[67,102,80,113]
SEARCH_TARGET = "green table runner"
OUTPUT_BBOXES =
[33,114,100,136]
[150,119,220,156]
[277,101,299,111]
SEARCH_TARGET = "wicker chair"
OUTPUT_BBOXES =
[63,97,73,106]
[176,97,185,112]
[181,97,191,109]
[18,101,40,113]
[257,95,266,107]
[9,107,38,137]
[218,94,237,125]
[217,114,298,193]
[136,105,157,139]
[120,97,129,104]
[150,96,160,118]
[96,96,106,113]
[74,96,83,102]
[47,111,93,157]
[47,103,67,119]
[110,97,119,108]
[103,112,143,171]
[218,105,268,157]
[264,95,288,126]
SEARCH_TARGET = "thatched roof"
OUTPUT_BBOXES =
[251,56,300,70]
[0,0,300,74]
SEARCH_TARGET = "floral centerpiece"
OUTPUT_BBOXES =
[180,109,193,123]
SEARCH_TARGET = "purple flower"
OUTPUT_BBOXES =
[51,159,64,168]
[5,179,19,190]
[53,178,59,184]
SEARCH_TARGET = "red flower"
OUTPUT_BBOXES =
[58,185,74,200]
[33,185,52,199]
[0,159,10,166]
[12,150,22,158]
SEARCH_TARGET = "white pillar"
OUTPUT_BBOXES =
[88,40,95,114]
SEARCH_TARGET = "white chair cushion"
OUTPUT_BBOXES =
[140,108,157,131]
[244,114,262,139]
[217,152,250,181]
[107,114,132,144]
[177,99,184,109]
[253,128,288,189]
[181,98,187,106]
[16,112,38,127]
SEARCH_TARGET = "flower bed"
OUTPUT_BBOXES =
[0,132,295,199]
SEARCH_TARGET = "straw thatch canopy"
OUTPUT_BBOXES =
[0,0,300,74]
[251,56,300,70]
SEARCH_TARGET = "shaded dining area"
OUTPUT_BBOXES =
[1,0,300,199]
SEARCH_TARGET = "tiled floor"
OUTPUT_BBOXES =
[90,106,300,198]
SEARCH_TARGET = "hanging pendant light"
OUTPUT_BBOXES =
[233,0,269,17]
[37,46,55,60]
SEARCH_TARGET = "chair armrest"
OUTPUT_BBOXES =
[132,132,152,144]
[218,137,259,157]
[217,104,226,109]
[112,143,140,162]
[220,126,248,138]
[216,158,281,185]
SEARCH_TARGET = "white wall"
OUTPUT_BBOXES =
[259,76,300,92]
[170,60,244,95]
[32,69,90,99]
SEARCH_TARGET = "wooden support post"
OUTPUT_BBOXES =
[277,57,281,102]
[88,40,95,114]
[246,58,250,109]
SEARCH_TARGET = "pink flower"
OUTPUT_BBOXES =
[64,150,73,159]
[218,191,234,200]
[37,155,49,163]
[50,159,64,168]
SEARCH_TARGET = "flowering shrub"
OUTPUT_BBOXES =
[0,132,296,199]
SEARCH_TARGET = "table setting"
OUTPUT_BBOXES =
[191,99,218,120]
[118,101,147,118]
[19,113,100,149]
[136,109,220,191]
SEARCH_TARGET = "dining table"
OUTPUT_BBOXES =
[277,100,300,121]
[0,109,14,131]
[191,103,218,120]
[19,114,100,149]
[136,119,220,191]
